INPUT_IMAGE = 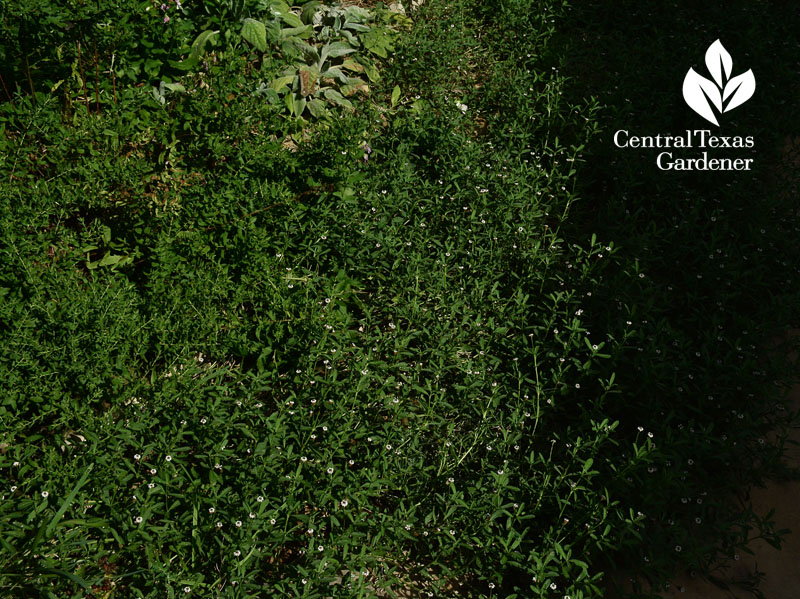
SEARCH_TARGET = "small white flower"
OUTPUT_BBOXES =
[235,520,242,528]
[234,550,241,557]
[150,468,157,475]
[41,491,49,498]
[340,499,348,507]
[184,586,191,593]
[165,455,172,462]
[257,496,264,503]
[318,545,324,552]
[327,467,334,474]
[134,454,141,460]
[301,456,308,462]
[270,519,276,525]
[216,522,223,528]
[209,507,215,514]
[135,516,143,524]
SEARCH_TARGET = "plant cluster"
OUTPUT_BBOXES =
[0,0,798,598]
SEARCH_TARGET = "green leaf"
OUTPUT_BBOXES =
[241,18,267,52]
[362,61,380,82]
[340,59,364,73]
[37,568,91,591]
[324,88,352,108]
[343,22,371,32]
[343,6,371,22]
[293,95,307,117]
[190,29,219,61]
[307,98,327,118]
[325,41,356,58]
[162,83,185,94]
[270,1,305,28]
[278,24,313,40]
[391,85,401,107]
[322,67,349,84]
[98,253,125,267]
[45,464,94,539]
[301,1,322,24]
[270,75,296,93]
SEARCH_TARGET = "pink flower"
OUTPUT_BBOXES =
[164,15,170,23]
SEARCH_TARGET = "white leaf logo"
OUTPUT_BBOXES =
[683,40,755,126]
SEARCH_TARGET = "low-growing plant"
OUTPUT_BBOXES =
[0,1,798,599]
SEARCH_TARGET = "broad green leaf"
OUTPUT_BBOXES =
[98,253,125,267]
[325,41,356,58]
[293,95,307,117]
[270,75,296,93]
[168,57,198,71]
[340,59,364,72]
[241,18,267,52]
[343,22,371,32]
[322,67,349,84]
[279,24,313,40]
[343,6,371,22]
[162,82,185,93]
[301,1,322,24]
[190,29,219,61]
[362,61,380,82]
[340,29,359,46]
[268,0,291,14]
[270,1,305,28]
[391,85,401,107]
[324,88,352,108]
[307,98,327,118]
[341,77,368,96]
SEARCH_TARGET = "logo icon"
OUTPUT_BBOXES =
[683,40,755,126]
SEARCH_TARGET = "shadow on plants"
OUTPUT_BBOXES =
[552,0,800,595]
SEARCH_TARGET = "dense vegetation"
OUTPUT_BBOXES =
[1,1,798,597]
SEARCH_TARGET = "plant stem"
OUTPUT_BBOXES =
[110,53,118,106]
[93,39,100,114]
[0,72,15,109]
[24,54,35,104]
[77,41,90,114]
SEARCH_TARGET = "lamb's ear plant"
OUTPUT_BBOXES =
[239,1,397,119]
